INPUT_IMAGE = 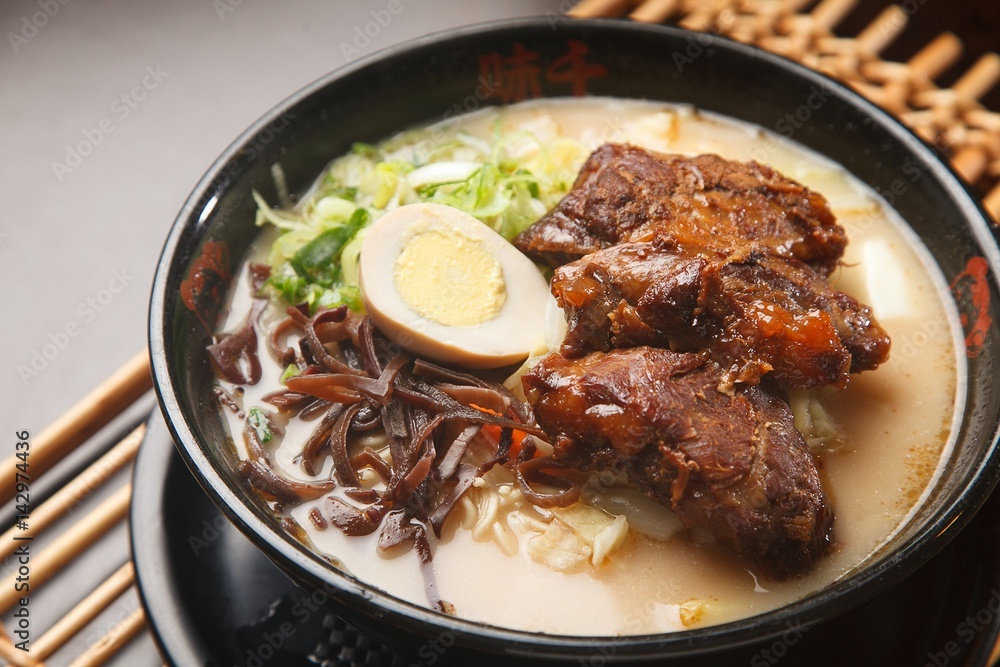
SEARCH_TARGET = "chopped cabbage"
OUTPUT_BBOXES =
[789,389,848,452]
[526,503,629,571]
[527,521,592,572]
[253,118,586,311]
[586,486,684,542]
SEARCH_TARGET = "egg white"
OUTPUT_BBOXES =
[358,203,551,368]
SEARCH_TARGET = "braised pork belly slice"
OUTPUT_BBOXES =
[513,143,846,275]
[522,347,834,580]
[551,242,890,390]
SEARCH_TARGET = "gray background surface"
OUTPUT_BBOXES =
[0,1,562,664]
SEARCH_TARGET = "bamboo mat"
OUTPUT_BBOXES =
[1,0,998,665]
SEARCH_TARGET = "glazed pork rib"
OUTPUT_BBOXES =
[514,143,890,577]
[513,144,847,275]
[552,241,891,389]
[522,347,834,580]
[515,143,889,390]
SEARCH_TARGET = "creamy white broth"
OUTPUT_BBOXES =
[214,98,964,635]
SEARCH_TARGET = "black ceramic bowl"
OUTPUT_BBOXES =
[149,17,1000,664]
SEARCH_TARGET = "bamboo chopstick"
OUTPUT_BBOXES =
[805,0,858,32]
[65,608,146,667]
[567,0,636,19]
[0,425,143,563]
[854,5,908,56]
[0,634,39,667]
[953,145,990,183]
[0,350,150,505]
[0,485,131,613]
[627,0,678,24]
[31,563,135,660]
[985,184,1000,220]
[908,33,963,81]
[953,53,1000,102]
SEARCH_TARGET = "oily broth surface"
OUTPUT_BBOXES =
[215,98,964,635]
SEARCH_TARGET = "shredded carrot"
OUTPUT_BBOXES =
[470,404,531,460]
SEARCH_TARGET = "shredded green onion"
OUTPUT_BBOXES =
[247,407,273,443]
[279,364,301,384]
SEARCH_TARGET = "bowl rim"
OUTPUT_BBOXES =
[148,15,1000,660]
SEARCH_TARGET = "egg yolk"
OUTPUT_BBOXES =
[393,227,507,327]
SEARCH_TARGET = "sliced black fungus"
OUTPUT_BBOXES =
[208,299,266,385]
[238,460,335,504]
[516,442,581,509]
[227,311,558,615]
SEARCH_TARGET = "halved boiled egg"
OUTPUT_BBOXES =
[358,203,551,368]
